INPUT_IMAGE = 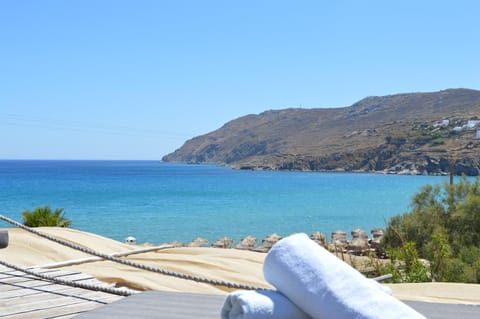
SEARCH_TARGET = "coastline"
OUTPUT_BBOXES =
[1,226,480,304]
[1,160,446,246]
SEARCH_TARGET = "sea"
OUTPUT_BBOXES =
[0,160,447,245]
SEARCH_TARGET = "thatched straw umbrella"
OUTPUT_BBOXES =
[253,233,282,253]
[211,237,234,248]
[370,228,384,250]
[186,237,209,247]
[234,236,257,250]
[310,231,327,247]
[351,228,369,240]
[330,230,348,251]
[167,240,184,248]
[348,229,369,255]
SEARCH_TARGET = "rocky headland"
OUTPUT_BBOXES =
[163,89,480,175]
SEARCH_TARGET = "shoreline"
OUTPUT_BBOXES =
[172,160,455,176]
[1,226,480,304]
[1,161,447,247]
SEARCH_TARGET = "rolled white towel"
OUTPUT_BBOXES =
[221,289,311,319]
[264,233,426,319]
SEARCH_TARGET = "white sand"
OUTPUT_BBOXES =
[1,227,479,304]
[1,227,270,294]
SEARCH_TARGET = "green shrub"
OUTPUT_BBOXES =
[22,206,72,228]
[430,138,445,146]
[385,134,407,145]
[383,176,480,283]
[374,242,431,283]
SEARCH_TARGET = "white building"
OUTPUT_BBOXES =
[476,130,480,140]
[433,120,450,128]
[467,120,480,129]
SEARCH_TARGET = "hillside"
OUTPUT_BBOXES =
[162,89,480,175]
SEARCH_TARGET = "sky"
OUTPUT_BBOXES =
[1,0,479,160]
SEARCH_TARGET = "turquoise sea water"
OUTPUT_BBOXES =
[0,160,446,245]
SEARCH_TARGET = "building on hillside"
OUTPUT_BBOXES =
[433,119,450,128]
[467,120,480,129]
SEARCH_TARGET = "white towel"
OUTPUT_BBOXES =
[221,289,311,319]
[263,233,426,319]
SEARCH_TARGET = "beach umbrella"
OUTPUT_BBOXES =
[370,228,385,250]
[310,231,326,247]
[351,228,369,240]
[330,230,348,251]
[167,240,184,248]
[234,236,257,250]
[186,237,209,247]
[211,237,234,248]
[348,229,369,255]
[253,233,282,253]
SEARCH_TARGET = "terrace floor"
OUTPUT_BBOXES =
[0,265,126,319]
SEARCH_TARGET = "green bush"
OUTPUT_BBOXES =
[385,134,407,145]
[22,206,72,228]
[430,138,445,146]
[383,176,480,283]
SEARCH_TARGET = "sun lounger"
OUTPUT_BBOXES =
[73,290,480,319]
[74,233,480,319]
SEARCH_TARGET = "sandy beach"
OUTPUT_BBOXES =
[1,227,479,304]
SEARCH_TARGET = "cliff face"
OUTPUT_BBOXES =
[162,89,480,175]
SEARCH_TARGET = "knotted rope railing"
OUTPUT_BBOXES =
[0,259,135,296]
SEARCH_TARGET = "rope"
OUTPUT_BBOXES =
[0,215,266,290]
[0,259,135,297]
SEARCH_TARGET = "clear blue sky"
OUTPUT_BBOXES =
[1,1,479,160]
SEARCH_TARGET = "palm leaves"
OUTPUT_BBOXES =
[22,206,72,227]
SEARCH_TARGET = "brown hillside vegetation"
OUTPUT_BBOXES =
[163,89,480,175]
